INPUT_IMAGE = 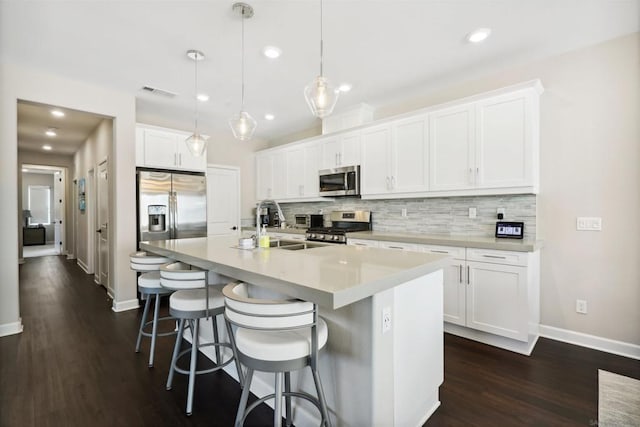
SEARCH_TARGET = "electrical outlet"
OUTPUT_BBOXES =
[576,299,587,314]
[401,208,407,217]
[382,307,392,334]
[469,207,477,218]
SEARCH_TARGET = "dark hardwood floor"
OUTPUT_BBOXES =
[1,255,638,426]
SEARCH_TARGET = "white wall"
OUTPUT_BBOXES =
[73,119,112,270]
[0,62,137,336]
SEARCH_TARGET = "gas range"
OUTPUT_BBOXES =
[306,211,371,244]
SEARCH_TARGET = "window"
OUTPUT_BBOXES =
[28,185,51,225]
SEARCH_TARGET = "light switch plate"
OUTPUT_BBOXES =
[577,217,602,231]
[469,207,477,219]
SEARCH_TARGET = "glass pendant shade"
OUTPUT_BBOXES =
[304,75,339,118]
[228,111,257,141]
[185,132,207,156]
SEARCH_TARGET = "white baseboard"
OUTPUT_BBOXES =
[77,259,89,274]
[66,252,76,260]
[539,324,640,360]
[111,298,139,312]
[0,319,24,337]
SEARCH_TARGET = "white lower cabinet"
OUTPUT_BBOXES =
[353,238,540,352]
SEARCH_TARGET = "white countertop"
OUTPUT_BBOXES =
[140,236,448,309]
[347,231,543,252]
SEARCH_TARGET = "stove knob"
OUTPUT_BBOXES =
[332,236,338,241]
[318,235,325,240]
[309,234,315,239]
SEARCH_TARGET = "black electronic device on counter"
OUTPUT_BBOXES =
[495,221,524,239]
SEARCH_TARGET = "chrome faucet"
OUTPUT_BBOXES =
[256,199,285,238]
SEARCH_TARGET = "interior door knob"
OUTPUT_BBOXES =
[96,229,102,233]
[231,226,237,230]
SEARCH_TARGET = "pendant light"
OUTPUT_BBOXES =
[229,2,257,141]
[304,0,339,118]
[185,49,207,156]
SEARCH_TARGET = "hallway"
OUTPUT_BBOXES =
[1,255,638,426]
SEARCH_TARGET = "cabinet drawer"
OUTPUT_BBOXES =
[418,244,465,259]
[378,241,418,251]
[348,239,379,248]
[466,248,528,266]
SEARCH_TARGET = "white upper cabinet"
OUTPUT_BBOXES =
[320,131,361,169]
[257,141,322,203]
[285,142,320,199]
[429,84,541,194]
[361,116,428,197]
[135,124,207,172]
[256,80,542,201]
[429,104,475,192]
[475,90,536,190]
[361,124,391,195]
[391,115,429,193]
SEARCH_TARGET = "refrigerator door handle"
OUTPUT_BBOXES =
[167,190,174,238]
[172,191,178,237]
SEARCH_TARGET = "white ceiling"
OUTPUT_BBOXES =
[2,1,638,147]
[17,101,106,155]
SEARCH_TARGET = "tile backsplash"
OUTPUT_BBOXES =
[278,194,537,239]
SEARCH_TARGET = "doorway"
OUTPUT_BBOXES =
[97,159,111,296]
[21,165,67,259]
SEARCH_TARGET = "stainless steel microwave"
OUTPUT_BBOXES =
[318,165,360,197]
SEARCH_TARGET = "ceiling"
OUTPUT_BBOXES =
[17,101,106,155]
[2,1,638,148]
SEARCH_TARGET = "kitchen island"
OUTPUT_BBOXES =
[141,236,448,427]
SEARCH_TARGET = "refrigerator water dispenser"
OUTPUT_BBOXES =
[148,205,167,232]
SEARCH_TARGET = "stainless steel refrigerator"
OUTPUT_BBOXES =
[137,169,207,243]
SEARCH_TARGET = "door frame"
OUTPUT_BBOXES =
[97,158,110,296]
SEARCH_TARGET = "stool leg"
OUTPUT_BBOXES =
[312,368,332,427]
[148,293,161,367]
[186,318,199,416]
[212,315,221,364]
[235,367,253,427]
[284,372,292,427]
[274,372,283,427]
[225,320,245,387]
[167,318,185,391]
[135,293,151,353]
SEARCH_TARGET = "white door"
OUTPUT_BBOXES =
[339,131,361,166]
[360,124,391,196]
[97,160,110,295]
[392,115,429,193]
[207,166,240,236]
[271,153,287,200]
[285,146,305,198]
[302,142,321,198]
[429,104,475,191]
[256,152,273,200]
[320,136,341,169]
[53,169,66,255]
[475,91,533,189]
[466,261,528,341]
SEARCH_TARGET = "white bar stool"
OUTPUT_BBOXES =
[129,251,176,367]
[223,282,332,427]
[160,262,244,416]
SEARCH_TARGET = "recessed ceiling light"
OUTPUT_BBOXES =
[338,83,352,92]
[264,113,275,121]
[196,93,209,102]
[466,28,491,43]
[45,128,57,137]
[42,145,52,151]
[262,46,282,59]
[51,110,65,118]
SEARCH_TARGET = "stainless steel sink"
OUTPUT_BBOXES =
[273,240,328,251]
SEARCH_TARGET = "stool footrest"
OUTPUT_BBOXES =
[172,342,234,376]
[140,316,178,338]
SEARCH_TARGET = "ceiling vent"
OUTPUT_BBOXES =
[140,86,178,98]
